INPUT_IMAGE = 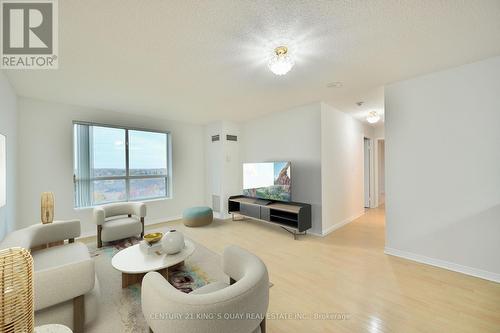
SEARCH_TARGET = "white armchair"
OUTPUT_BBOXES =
[93,202,146,247]
[142,245,269,333]
[0,220,100,333]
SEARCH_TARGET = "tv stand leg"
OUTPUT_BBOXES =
[232,213,244,221]
[280,227,306,240]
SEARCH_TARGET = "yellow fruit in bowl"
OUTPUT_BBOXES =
[143,232,163,244]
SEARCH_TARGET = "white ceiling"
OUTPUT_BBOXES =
[4,0,500,124]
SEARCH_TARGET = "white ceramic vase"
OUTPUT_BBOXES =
[161,230,185,255]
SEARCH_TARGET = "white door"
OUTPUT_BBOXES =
[364,138,371,208]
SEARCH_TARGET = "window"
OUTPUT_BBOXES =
[73,122,170,208]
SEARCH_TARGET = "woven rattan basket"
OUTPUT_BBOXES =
[0,247,34,333]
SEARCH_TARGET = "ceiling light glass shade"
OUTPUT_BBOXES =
[366,111,381,124]
[268,46,294,75]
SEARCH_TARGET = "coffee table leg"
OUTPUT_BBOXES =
[171,261,184,270]
[122,273,127,288]
[158,267,169,280]
[122,272,143,288]
[121,261,186,288]
[122,273,130,288]
[157,261,184,282]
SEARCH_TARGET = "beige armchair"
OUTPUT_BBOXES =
[92,202,146,247]
[142,245,269,333]
[0,220,100,333]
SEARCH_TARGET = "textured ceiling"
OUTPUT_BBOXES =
[4,0,500,124]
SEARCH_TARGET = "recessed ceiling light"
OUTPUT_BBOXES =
[366,111,381,124]
[268,46,294,76]
[327,82,343,88]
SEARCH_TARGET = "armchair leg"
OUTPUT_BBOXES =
[141,217,145,238]
[260,318,266,333]
[97,225,102,248]
[73,294,85,333]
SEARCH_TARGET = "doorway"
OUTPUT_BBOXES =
[364,137,371,208]
[377,139,385,205]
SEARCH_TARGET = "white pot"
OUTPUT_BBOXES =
[161,230,185,255]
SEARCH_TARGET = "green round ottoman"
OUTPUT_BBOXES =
[183,206,213,227]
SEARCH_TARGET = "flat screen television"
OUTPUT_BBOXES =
[243,162,291,202]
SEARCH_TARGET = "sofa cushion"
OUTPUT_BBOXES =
[101,217,142,242]
[32,243,95,310]
[33,242,89,271]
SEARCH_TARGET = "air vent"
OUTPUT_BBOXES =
[226,135,237,141]
[212,195,221,213]
[211,135,220,142]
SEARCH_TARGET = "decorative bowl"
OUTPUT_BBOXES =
[143,232,163,244]
[161,230,185,254]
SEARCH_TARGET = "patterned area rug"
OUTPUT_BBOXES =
[84,228,226,333]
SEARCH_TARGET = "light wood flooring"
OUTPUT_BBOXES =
[83,206,500,332]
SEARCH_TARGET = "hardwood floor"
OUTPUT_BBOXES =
[85,206,500,332]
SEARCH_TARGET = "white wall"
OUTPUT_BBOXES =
[373,124,385,138]
[238,102,368,236]
[221,122,242,217]
[204,121,241,218]
[378,140,385,197]
[15,96,363,238]
[385,56,500,282]
[0,71,17,240]
[204,122,224,216]
[321,103,366,235]
[241,103,323,234]
[17,98,205,236]
[367,124,385,208]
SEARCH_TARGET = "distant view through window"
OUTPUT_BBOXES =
[73,123,170,208]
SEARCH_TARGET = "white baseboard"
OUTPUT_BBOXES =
[79,215,183,239]
[146,215,182,226]
[384,247,500,283]
[321,211,366,236]
[305,230,323,237]
[79,229,97,239]
[214,212,231,220]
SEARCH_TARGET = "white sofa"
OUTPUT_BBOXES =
[0,220,99,333]
[93,202,146,248]
[142,245,269,333]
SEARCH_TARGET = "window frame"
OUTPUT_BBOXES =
[73,121,172,208]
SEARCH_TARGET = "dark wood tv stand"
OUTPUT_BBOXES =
[228,195,312,239]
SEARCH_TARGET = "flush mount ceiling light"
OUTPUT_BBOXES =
[268,46,294,76]
[366,111,381,124]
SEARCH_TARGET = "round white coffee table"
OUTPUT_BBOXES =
[35,324,72,333]
[112,239,195,288]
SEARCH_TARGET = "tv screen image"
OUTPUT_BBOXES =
[243,161,291,201]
